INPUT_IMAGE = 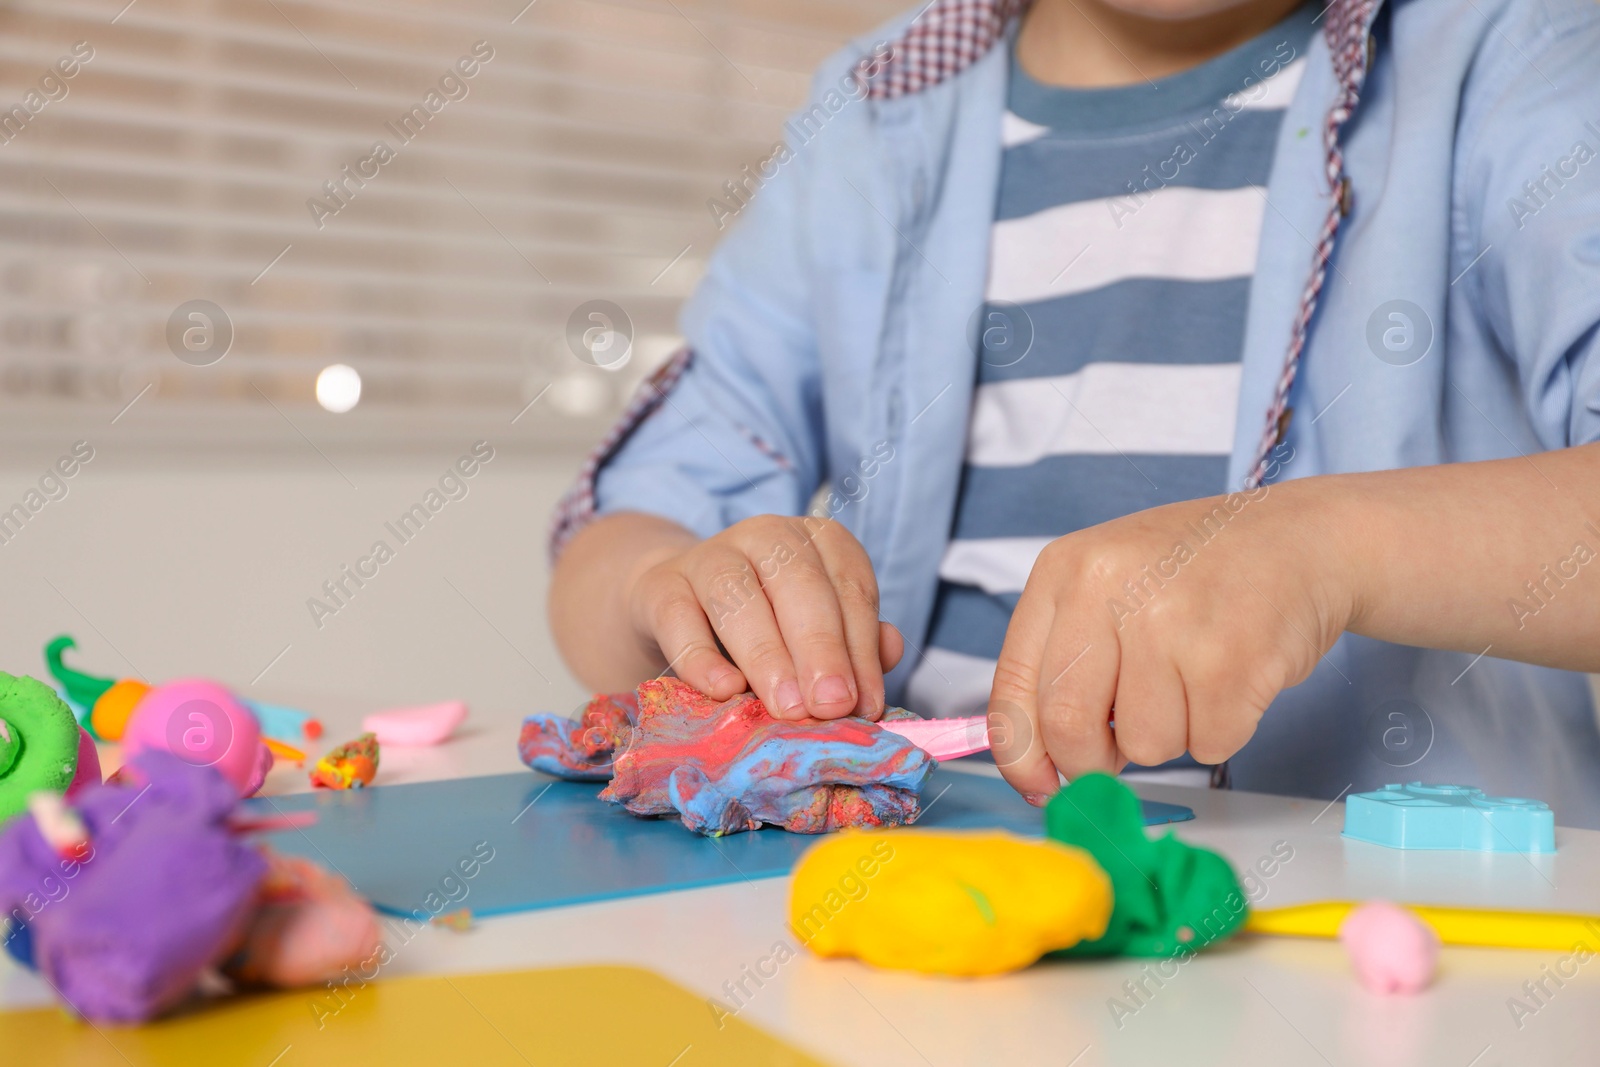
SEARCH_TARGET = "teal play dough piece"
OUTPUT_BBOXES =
[0,670,82,823]
[1343,782,1555,853]
[1045,773,1248,958]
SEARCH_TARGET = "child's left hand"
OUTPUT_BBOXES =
[987,484,1356,802]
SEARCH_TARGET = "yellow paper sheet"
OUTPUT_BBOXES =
[0,964,830,1066]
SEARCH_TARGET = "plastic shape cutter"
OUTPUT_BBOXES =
[1342,783,1555,853]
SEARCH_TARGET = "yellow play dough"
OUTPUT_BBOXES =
[789,830,1113,977]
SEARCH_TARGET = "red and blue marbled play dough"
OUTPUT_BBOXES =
[518,691,639,781]
[518,679,934,836]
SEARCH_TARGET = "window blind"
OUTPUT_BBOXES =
[0,0,904,445]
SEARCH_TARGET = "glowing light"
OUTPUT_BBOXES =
[315,363,361,413]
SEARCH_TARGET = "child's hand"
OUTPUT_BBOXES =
[988,486,1356,801]
[627,515,902,721]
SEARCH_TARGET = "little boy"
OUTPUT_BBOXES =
[549,0,1600,824]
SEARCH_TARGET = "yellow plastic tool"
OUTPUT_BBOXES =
[1246,901,1600,951]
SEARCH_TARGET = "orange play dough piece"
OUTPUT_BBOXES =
[90,679,152,741]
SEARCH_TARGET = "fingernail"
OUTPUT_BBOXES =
[774,679,805,715]
[1023,792,1051,808]
[707,666,738,691]
[812,674,854,707]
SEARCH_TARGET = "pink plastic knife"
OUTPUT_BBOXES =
[878,715,990,760]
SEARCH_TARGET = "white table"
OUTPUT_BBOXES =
[4,697,1597,1067]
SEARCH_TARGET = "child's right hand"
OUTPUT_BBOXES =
[626,515,902,721]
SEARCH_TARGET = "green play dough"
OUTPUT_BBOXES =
[1045,773,1248,958]
[0,670,82,823]
[45,634,116,711]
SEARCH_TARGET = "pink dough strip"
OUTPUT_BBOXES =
[227,811,318,835]
[879,715,990,760]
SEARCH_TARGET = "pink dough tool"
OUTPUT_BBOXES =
[879,715,990,760]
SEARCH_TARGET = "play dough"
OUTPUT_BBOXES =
[44,634,155,741]
[1339,900,1439,994]
[791,830,1113,976]
[1,752,270,1021]
[310,733,380,790]
[89,678,152,741]
[0,719,14,779]
[1046,773,1248,957]
[121,679,273,797]
[0,671,85,822]
[245,700,324,746]
[362,700,467,746]
[45,635,327,751]
[0,752,384,1024]
[228,851,384,988]
[519,691,638,780]
[43,635,116,714]
[42,635,152,745]
[64,728,101,801]
[520,679,933,835]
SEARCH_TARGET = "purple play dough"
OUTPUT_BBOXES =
[0,752,268,1022]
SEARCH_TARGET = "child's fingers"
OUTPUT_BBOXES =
[1036,608,1120,781]
[988,590,1061,801]
[1108,652,1187,769]
[878,621,904,673]
[685,546,806,720]
[644,571,746,699]
[762,540,859,719]
[812,525,886,719]
[1186,665,1269,766]
[835,590,884,720]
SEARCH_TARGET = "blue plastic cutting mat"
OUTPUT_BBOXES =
[243,769,1194,918]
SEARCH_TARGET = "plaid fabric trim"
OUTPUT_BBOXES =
[733,421,795,472]
[869,0,1029,99]
[547,346,695,562]
[1244,0,1378,489]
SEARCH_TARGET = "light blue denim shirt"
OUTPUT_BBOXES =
[592,0,1600,824]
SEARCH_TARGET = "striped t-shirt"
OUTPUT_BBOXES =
[908,8,1315,722]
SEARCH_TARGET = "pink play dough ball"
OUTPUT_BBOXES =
[1338,901,1440,994]
[121,679,272,797]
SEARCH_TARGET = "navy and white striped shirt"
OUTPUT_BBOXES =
[909,8,1315,720]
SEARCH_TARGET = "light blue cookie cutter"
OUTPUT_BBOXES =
[1343,783,1555,853]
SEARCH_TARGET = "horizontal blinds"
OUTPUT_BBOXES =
[0,0,902,441]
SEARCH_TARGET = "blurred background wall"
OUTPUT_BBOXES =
[0,0,903,719]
